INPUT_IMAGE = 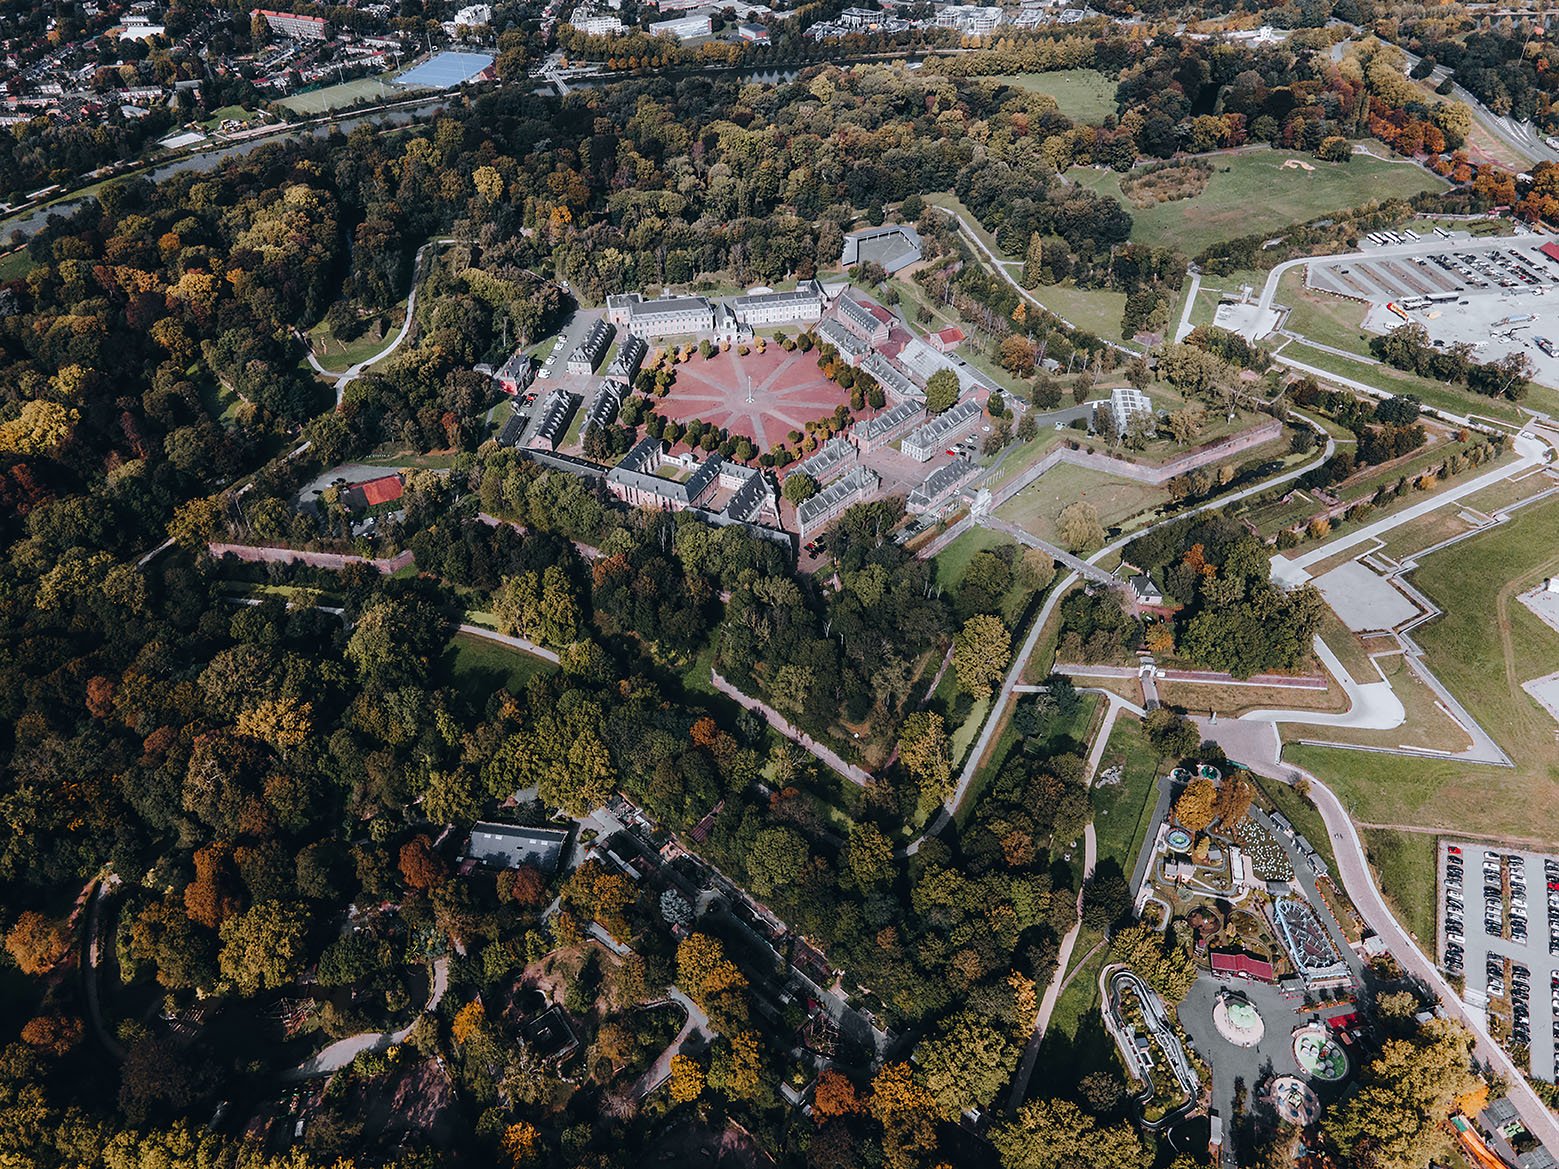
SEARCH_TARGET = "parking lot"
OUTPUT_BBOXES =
[1440,841,1559,1083]
[1302,235,1559,387]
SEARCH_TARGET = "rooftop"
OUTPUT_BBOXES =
[467,821,571,873]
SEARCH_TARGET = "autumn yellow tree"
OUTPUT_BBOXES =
[1174,777,1217,833]
[812,1068,862,1119]
[669,1054,705,1103]
[236,697,314,751]
[452,999,486,1044]
[5,911,70,975]
[500,1120,540,1166]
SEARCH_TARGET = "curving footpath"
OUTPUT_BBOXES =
[303,238,455,405]
[1238,635,1405,729]
[284,955,449,1081]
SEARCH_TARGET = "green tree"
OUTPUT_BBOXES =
[747,826,806,897]
[218,901,309,996]
[926,369,960,414]
[917,1011,1018,1120]
[782,471,819,506]
[897,710,952,800]
[1144,707,1200,759]
[993,1097,1151,1169]
[1056,501,1104,553]
[954,615,1012,699]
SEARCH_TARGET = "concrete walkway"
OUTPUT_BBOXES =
[634,988,711,1099]
[1270,431,1549,584]
[285,955,450,1080]
[302,238,454,404]
[1006,693,1130,1111]
[708,669,872,787]
[979,516,1118,586]
[1238,635,1405,729]
[1174,268,1202,343]
[456,623,561,665]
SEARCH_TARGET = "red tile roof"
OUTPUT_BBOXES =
[1210,949,1276,981]
[1541,242,1559,264]
[935,326,966,345]
[357,474,404,506]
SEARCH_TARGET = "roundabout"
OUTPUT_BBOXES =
[1292,1023,1348,1081]
[1265,1074,1322,1126]
[1212,992,1265,1047]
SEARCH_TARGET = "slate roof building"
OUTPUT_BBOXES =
[840,223,923,275]
[730,281,826,327]
[792,435,855,484]
[527,388,579,450]
[567,319,615,375]
[907,457,978,515]
[901,398,981,461]
[853,399,925,450]
[466,821,571,874]
[494,350,535,395]
[797,465,880,538]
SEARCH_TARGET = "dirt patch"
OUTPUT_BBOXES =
[1119,159,1213,209]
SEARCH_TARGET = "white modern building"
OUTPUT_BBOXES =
[935,4,1003,35]
[1102,386,1154,435]
[568,7,625,34]
[650,13,711,38]
[453,3,492,25]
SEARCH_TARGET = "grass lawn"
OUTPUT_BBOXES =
[0,250,36,280]
[440,630,554,707]
[929,526,1036,623]
[306,316,400,374]
[995,462,1168,545]
[277,74,407,115]
[1279,268,1376,355]
[991,69,1119,124]
[1069,147,1446,257]
[1091,713,1163,877]
[1360,828,1439,946]
[1287,496,1559,847]
[1277,341,1534,425]
[1028,281,1130,341]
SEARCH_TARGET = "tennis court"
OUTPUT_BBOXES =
[395,51,495,89]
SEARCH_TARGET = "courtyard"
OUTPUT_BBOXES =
[655,345,850,452]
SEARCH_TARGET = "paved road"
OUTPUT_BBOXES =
[285,955,450,1080]
[1174,268,1202,343]
[1238,635,1405,729]
[1397,45,1559,167]
[304,238,454,404]
[635,988,712,1098]
[83,876,126,1061]
[456,623,561,665]
[1270,430,1549,583]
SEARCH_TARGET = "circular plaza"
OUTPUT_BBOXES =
[1292,1024,1348,1081]
[1212,992,1265,1047]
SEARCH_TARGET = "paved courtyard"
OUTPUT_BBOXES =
[1312,561,1421,633]
[656,346,850,451]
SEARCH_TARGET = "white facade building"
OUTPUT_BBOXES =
[650,13,711,38]
[1104,386,1154,435]
[569,8,625,34]
[935,5,1003,35]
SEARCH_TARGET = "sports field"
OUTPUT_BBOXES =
[278,74,409,115]
[1286,495,1559,848]
[992,69,1118,125]
[1069,148,1447,257]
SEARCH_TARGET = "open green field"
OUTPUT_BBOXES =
[1360,828,1438,946]
[991,69,1119,125]
[440,630,554,707]
[995,462,1168,545]
[0,250,36,280]
[1069,148,1446,257]
[1287,496,1559,848]
[1091,713,1162,878]
[305,315,399,374]
[277,74,411,115]
[930,526,1034,623]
